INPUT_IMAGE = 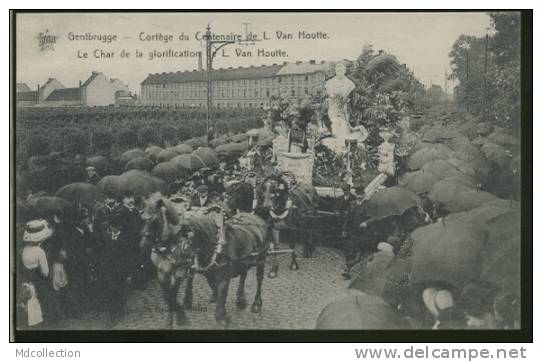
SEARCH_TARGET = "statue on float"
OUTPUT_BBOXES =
[321,62,368,154]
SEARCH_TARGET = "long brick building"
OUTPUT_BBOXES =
[140,60,336,108]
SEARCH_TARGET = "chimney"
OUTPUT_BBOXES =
[378,50,384,55]
[295,60,302,65]
[321,60,326,64]
[283,61,288,65]
[198,52,203,71]
[309,60,315,64]
[79,80,83,105]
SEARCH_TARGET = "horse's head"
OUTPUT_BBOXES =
[260,175,289,210]
[140,192,180,251]
[225,181,254,213]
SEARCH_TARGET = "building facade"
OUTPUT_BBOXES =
[140,61,335,108]
[16,72,131,107]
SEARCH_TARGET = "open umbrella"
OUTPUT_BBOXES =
[407,147,452,171]
[410,220,488,290]
[476,122,493,136]
[156,148,180,163]
[487,132,519,148]
[421,160,458,176]
[480,210,521,295]
[349,254,412,308]
[472,136,487,146]
[152,162,189,183]
[445,200,517,230]
[447,138,483,160]
[399,170,442,194]
[444,190,497,213]
[216,142,247,158]
[446,158,478,181]
[428,177,475,204]
[174,144,193,155]
[171,153,207,171]
[422,127,464,143]
[125,156,153,172]
[315,294,410,329]
[192,147,220,167]
[97,175,122,195]
[56,182,104,205]
[410,142,453,155]
[232,133,248,143]
[120,149,146,164]
[26,196,72,215]
[364,186,420,221]
[184,137,207,149]
[458,121,479,139]
[87,155,109,173]
[209,138,227,148]
[256,134,277,147]
[481,142,509,169]
[145,146,163,161]
[117,170,167,197]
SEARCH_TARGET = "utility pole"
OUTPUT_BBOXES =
[204,24,236,143]
[446,71,449,107]
[483,33,489,121]
[459,41,471,113]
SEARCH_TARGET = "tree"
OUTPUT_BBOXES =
[159,125,178,147]
[25,135,50,157]
[117,129,138,149]
[63,130,89,155]
[92,130,114,156]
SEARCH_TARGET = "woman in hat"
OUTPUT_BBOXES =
[19,219,54,327]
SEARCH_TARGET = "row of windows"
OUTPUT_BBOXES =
[141,101,270,109]
[142,86,323,100]
[147,73,324,90]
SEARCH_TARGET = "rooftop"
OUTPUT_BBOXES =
[45,88,81,102]
[141,62,334,85]
[17,91,38,102]
[17,83,32,92]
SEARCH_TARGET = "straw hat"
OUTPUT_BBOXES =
[22,219,53,244]
[423,288,455,318]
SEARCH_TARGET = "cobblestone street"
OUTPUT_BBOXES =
[114,244,352,330]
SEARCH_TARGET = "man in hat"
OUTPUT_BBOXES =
[85,166,100,185]
[119,190,145,288]
[191,185,210,208]
[98,215,131,327]
[340,185,370,279]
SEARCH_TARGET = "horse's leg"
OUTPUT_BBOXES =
[268,228,279,278]
[204,273,218,303]
[236,269,248,310]
[171,277,188,326]
[157,272,175,329]
[251,260,265,313]
[183,272,193,310]
[214,269,232,327]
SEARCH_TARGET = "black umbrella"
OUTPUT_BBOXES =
[56,182,104,205]
[410,220,488,290]
[125,156,153,171]
[315,294,410,329]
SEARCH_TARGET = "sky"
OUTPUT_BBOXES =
[16,12,491,94]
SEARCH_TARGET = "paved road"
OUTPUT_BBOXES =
[49,244,355,330]
[115,244,352,330]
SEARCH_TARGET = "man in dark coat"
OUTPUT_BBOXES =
[191,185,210,208]
[98,216,131,327]
[119,191,147,288]
[340,186,372,279]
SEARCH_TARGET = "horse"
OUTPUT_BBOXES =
[139,193,196,328]
[254,172,318,277]
[140,182,269,327]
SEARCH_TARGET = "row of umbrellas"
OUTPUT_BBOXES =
[317,117,521,328]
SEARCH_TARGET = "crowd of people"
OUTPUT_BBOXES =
[16,157,249,329]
